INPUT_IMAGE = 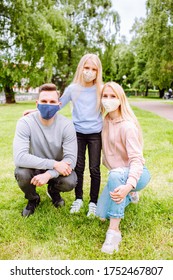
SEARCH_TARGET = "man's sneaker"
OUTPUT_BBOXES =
[70,199,83,213]
[101,229,122,254]
[130,192,139,204]
[87,202,97,217]
[22,196,40,217]
[47,187,65,208]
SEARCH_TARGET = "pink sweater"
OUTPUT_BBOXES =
[102,115,145,188]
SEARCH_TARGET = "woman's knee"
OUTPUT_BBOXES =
[136,167,151,191]
[108,171,123,191]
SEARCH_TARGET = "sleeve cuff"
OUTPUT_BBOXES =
[127,177,137,189]
[47,169,60,178]
[46,160,56,170]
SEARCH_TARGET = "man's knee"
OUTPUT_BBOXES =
[56,171,77,192]
[14,167,33,187]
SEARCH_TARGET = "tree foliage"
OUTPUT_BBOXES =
[0,0,67,102]
[1,0,173,102]
[0,0,119,101]
[142,0,173,96]
[52,0,119,92]
[130,18,151,95]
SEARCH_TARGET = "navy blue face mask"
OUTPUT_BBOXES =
[37,103,60,120]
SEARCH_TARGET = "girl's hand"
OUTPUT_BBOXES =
[110,184,133,204]
[23,109,37,116]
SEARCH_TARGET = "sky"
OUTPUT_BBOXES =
[112,0,147,41]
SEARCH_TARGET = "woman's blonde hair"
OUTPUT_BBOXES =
[101,82,143,145]
[72,53,103,110]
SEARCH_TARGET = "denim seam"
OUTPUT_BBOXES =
[107,212,125,219]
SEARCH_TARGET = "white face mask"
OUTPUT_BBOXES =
[83,70,97,83]
[101,98,120,112]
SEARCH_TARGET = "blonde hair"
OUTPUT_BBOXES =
[72,53,103,110]
[101,82,143,146]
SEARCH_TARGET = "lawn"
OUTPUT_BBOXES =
[0,100,173,260]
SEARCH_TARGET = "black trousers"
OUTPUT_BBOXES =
[15,167,77,200]
[75,132,102,204]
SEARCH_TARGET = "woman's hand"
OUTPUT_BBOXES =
[110,184,133,204]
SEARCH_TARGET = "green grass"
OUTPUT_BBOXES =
[0,100,173,260]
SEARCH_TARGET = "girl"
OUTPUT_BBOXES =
[60,54,103,217]
[96,82,151,254]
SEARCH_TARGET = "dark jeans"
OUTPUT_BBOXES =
[75,132,102,204]
[15,167,77,200]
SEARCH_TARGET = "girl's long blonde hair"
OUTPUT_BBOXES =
[101,82,143,146]
[72,53,103,110]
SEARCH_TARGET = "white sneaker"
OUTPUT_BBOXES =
[130,192,139,203]
[101,229,122,254]
[87,202,97,217]
[70,199,83,213]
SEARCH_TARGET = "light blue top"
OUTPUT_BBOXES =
[60,83,103,134]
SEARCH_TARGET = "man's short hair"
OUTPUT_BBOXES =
[39,83,60,97]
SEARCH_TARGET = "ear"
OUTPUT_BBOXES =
[58,101,62,106]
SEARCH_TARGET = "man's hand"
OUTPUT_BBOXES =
[110,184,133,204]
[30,171,52,186]
[54,161,72,176]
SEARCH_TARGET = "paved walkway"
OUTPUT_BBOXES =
[130,100,173,122]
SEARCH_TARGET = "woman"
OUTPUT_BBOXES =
[96,82,151,254]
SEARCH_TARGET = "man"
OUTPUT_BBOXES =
[13,83,77,217]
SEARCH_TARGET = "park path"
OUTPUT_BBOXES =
[130,100,173,122]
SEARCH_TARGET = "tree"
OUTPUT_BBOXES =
[101,43,118,82]
[142,0,173,97]
[101,42,136,88]
[52,0,120,92]
[130,18,152,96]
[114,44,135,87]
[0,0,67,103]
[0,0,120,102]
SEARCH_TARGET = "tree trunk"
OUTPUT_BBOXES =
[144,84,149,97]
[4,85,16,103]
[159,88,165,98]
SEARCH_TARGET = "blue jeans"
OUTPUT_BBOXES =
[96,166,151,219]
